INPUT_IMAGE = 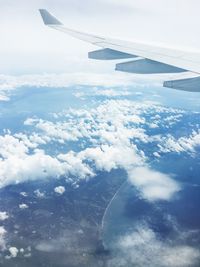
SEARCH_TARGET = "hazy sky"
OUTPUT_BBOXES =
[0,0,200,74]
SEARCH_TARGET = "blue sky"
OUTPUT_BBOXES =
[0,0,200,74]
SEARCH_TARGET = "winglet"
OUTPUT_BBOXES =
[39,9,63,25]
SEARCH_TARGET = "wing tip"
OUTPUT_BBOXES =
[39,9,63,25]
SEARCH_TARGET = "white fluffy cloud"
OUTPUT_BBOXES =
[79,144,143,172]
[0,151,62,188]
[0,212,9,221]
[54,186,65,195]
[33,120,81,142]
[0,135,29,159]
[1,151,93,188]
[159,130,200,154]
[8,247,19,258]
[0,134,95,188]
[0,132,94,188]
[128,167,181,201]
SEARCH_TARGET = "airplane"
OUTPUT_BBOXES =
[39,9,200,92]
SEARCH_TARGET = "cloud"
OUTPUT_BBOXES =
[25,99,148,146]
[32,119,81,142]
[0,149,92,188]
[128,167,181,201]
[0,150,61,188]
[0,226,7,251]
[0,98,184,203]
[0,133,94,188]
[0,73,161,93]
[34,189,45,198]
[78,144,142,172]
[109,225,200,267]
[74,87,133,99]
[0,72,161,103]
[57,151,94,179]
[159,130,200,154]
[19,204,28,210]
[20,192,28,197]
[7,247,19,258]
[0,212,9,221]
[54,186,65,195]
[0,134,29,159]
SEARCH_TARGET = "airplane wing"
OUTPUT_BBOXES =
[39,9,200,92]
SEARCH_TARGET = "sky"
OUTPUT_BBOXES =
[0,0,200,74]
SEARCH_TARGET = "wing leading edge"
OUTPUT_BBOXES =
[39,9,200,92]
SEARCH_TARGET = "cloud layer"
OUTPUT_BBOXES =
[0,96,187,204]
[109,225,200,267]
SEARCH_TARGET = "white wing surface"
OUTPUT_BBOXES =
[39,9,200,92]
